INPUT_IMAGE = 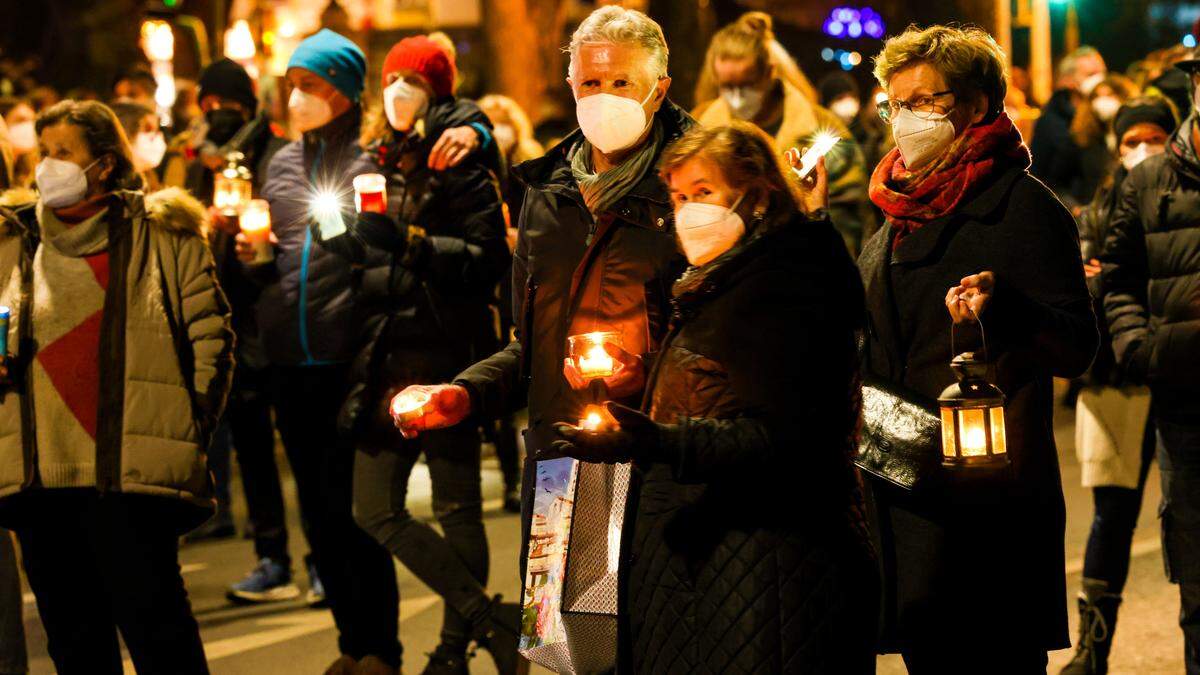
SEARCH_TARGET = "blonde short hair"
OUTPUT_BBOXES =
[873,24,1009,116]
[567,6,668,84]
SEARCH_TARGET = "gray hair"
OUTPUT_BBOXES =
[567,6,669,84]
[1058,45,1102,80]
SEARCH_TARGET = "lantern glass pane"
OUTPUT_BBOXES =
[989,406,1007,455]
[940,407,957,458]
[957,408,988,456]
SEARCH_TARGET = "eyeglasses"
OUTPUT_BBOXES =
[877,90,955,123]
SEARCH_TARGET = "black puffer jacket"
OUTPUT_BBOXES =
[1076,167,1125,386]
[623,211,877,674]
[315,97,509,447]
[1101,122,1200,420]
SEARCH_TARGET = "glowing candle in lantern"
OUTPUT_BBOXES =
[568,331,622,381]
[214,154,253,216]
[391,389,432,425]
[239,199,273,265]
[353,173,387,214]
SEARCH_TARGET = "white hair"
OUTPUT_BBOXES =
[567,6,669,84]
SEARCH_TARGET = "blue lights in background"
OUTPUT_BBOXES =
[823,7,886,41]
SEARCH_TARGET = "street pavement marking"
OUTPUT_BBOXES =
[1064,536,1160,576]
[120,595,440,669]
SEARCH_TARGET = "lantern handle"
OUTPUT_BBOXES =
[950,310,989,363]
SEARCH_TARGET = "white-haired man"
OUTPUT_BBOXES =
[391,0,691,578]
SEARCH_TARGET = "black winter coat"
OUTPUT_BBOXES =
[859,164,1097,653]
[256,108,374,366]
[314,97,509,446]
[623,212,877,674]
[1101,127,1200,421]
[454,102,692,452]
[1030,89,1076,191]
[1077,167,1125,387]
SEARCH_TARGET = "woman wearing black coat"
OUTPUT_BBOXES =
[552,121,878,674]
[861,26,1098,671]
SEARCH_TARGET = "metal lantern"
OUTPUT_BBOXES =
[938,351,1009,467]
[213,152,253,216]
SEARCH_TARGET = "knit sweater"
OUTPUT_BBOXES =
[31,204,110,487]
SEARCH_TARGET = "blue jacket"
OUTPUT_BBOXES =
[257,108,373,366]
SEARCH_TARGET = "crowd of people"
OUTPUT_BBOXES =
[0,4,1197,675]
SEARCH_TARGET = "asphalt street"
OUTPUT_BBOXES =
[17,394,1184,674]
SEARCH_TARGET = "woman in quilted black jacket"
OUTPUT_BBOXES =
[551,122,878,674]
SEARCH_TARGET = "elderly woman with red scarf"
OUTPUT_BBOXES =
[858,25,1098,673]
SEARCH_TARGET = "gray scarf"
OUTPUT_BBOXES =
[570,119,663,218]
[39,202,110,257]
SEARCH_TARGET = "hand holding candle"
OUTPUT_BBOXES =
[390,384,473,439]
[564,333,645,399]
[546,402,660,464]
[238,199,274,265]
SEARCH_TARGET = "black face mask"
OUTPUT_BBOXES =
[205,109,248,146]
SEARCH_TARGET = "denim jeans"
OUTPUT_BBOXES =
[1156,417,1200,674]
[0,528,25,675]
[353,424,491,654]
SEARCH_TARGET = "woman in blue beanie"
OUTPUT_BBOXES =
[235,28,402,675]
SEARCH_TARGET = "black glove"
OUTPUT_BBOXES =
[543,403,664,464]
[355,211,408,256]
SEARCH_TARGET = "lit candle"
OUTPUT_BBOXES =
[239,199,273,264]
[568,331,621,381]
[214,162,252,216]
[353,173,388,214]
[578,404,617,432]
[391,389,432,424]
[311,190,347,238]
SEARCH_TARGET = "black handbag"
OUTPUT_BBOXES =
[855,377,942,491]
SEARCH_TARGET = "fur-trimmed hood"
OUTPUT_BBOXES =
[0,187,208,238]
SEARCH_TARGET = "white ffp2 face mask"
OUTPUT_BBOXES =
[384,78,429,133]
[575,83,657,154]
[8,120,35,154]
[1121,142,1164,171]
[132,131,167,172]
[830,97,861,123]
[720,86,765,121]
[674,194,746,266]
[1092,96,1121,122]
[288,88,334,133]
[891,107,957,170]
[36,157,100,209]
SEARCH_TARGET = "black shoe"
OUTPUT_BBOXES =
[472,595,528,675]
[503,488,521,513]
[185,511,236,543]
[420,645,468,675]
[1060,578,1122,675]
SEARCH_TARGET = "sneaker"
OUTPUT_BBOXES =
[306,556,328,608]
[184,510,236,543]
[227,558,301,604]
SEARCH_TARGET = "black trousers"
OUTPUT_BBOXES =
[1081,413,1157,594]
[14,490,208,675]
[353,424,491,655]
[1156,417,1200,675]
[228,364,291,563]
[0,528,26,675]
[271,364,400,665]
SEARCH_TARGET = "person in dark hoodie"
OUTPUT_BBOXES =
[1062,95,1176,675]
[1031,46,1106,193]
[310,36,521,675]
[1101,53,1200,675]
[233,29,400,675]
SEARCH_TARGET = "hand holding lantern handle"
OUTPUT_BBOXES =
[945,271,995,324]
[390,383,472,439]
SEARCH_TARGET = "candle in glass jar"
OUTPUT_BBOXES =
[568,331,622,381]
[353,173,387,214]
[239,199,273,264]
[214,170,252,216]
[391,389,432,424]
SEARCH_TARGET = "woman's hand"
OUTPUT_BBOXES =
[207,206,240,236]
[544,403,659,464]
[391,384,472,440]
[1084,258,1102,279]
[235,231,278,264]
[428,126,480,171]
[562,342,646,399]
[946,271,995,323]
[785,148,829,215]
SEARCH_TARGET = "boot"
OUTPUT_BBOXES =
[420,644,469,675]
[1060,578,1122,675]
[471,595,529,675]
